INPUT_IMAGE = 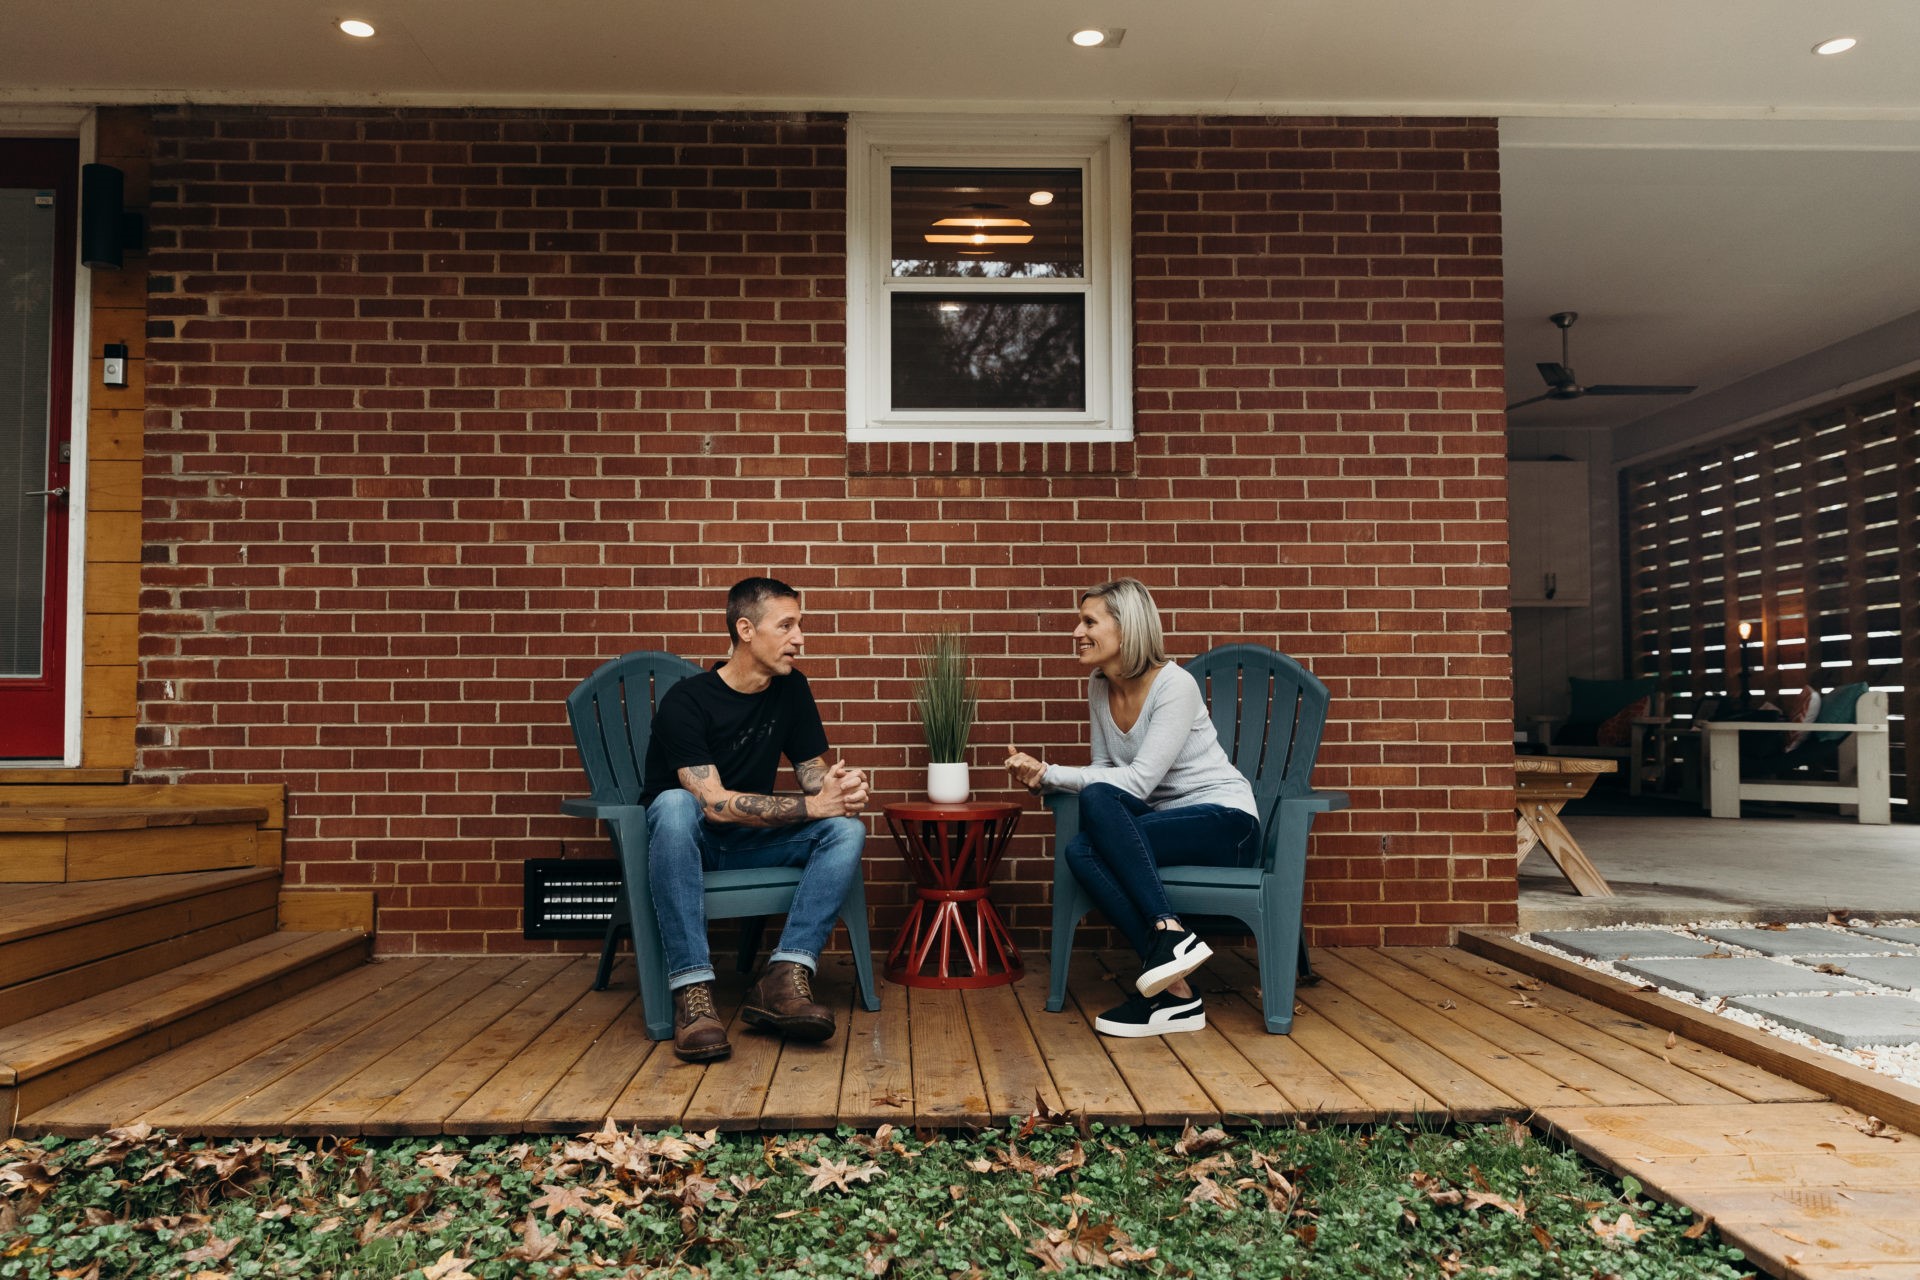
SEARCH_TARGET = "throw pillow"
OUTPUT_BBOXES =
[1568,676,1661,727]
[1596,696,1651,748]
[1809,682,1870,747]
[1782,687,1823,753]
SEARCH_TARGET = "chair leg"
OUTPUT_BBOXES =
[735,916,768,974]
[611,814,674,1040]
[840,878,882,1012]
[1047,860,1088,1014]
[594,885,629,992]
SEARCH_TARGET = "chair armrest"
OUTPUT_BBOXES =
[561,797,646,820]
[1631,715,1670,727]
[1279,790,1350,814]
[1042,792,1080,847]
[1700,720,1887,734]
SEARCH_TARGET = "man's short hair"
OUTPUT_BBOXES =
[726,576,800,641]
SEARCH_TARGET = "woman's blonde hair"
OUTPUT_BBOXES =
[1082,577,1167,680]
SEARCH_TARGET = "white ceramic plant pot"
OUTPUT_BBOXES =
[926,762,971,805]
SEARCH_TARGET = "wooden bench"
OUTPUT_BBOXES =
[1514,756,1616,898]
[1701,690,1890,825]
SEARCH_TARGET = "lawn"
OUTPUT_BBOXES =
[2,1109,1755,1279]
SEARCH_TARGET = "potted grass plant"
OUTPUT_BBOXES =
[914,629,977,803]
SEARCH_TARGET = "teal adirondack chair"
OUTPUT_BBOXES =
[563,650,881,1040]
[1045,643,1347,1034]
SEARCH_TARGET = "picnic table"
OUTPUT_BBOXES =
[1514,756,1616,897]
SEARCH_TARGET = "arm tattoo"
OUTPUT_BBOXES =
[686,764,713,780]
[795,757,827,795]
[725,793,808,825]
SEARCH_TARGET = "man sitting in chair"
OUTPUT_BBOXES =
[639,577,870,1063]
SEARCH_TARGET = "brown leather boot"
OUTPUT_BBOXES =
[671,981,731,1063]
[741,960,835,1042]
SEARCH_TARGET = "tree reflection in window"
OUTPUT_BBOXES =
[891,295,1086,411]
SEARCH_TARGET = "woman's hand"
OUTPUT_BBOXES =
[1005,749,1048,792]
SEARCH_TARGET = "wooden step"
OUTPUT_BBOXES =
[0,929,371,1136]
[0,805,273,883]
[0,869,283,1027]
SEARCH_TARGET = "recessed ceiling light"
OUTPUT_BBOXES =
[1028,190,1055,206]
[1071,29,1106,47]
[1812,36,1857,55]
[339,18,376,37]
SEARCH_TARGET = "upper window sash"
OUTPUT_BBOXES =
[846,114,1132,444]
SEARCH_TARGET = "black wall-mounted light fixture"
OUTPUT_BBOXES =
[80,163,145,271]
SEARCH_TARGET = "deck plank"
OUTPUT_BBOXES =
[1067,953,1216,1125]
[524,986,652,1133]
[1195,952,1371,1121]
[347,958,585,1136]
[1209,949,1441,1117]
[1313,951,1597,1112]
[26,959,433,1132]
[836,962,914,1129]
[1395,948,1750,1106]
[963,981,1060,1123]
[1294,963,1513,1118]
[1006,966,1140,1124]
[680,974,783,1133]
[445,979,636,1134]
[1537,1103,1920,1279]
[1338,948,1672,1108]
[1431,946,1823,1103]
[1097,949,1290,1123]
[296,958,568,1134]
[137,959,448,1133]
[760,961,858,1131]
[907,986,989,1126]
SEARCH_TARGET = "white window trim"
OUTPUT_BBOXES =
[846,114,1131,444]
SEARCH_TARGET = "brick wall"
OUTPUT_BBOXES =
[140,106,1514,955]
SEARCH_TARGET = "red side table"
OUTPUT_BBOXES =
[881,800,1024,989]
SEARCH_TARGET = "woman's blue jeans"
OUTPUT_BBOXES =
[1063,781,1260,959]
[644,788,866,989]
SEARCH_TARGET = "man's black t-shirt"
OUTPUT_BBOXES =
[640,667,829,805]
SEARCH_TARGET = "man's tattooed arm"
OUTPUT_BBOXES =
[676,764,813,828]
[794,756,828,795]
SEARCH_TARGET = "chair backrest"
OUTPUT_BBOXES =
[566,650,703,803]
[1186,643,1332,829]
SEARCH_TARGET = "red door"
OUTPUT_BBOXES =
[0,139,78,758]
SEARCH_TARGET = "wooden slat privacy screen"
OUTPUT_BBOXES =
[1621,376,1920,816]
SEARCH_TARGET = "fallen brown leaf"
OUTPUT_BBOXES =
[1683,1212,1714,1240]
[798,1156,883,1195]
[1589,1211,1649,1243]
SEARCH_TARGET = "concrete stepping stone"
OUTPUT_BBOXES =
[1850,925,1920,947]
[1790,954,1920,992]
[1531,929,1725,961]
[1728,994,1920,1049]
[1697,927,1915,958]
[1614,956,1869,999]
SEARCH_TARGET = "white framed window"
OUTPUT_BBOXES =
[846,114,1131,444]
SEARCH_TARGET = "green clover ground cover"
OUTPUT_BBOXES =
[2,1116,1754,1279]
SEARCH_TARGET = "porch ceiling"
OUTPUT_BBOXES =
[5,1,1919,440]
[1,0,1916,117]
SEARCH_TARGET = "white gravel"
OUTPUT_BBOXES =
[1515,919,1920,1090]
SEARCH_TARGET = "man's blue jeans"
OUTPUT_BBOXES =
[645,788,866,990]
[1062,781,1260,959]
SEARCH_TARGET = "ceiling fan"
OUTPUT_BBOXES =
[1506,311,1697,411]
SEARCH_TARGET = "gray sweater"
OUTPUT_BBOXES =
[1039,662,1258,817]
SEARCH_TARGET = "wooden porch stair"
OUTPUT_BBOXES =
[0,781,374,1137]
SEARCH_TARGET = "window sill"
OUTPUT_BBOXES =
[846,438,1134,477]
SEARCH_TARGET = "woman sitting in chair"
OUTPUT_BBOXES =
[1006,578,1260,1037]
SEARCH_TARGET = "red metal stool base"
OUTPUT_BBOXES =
[882,801,1024,989]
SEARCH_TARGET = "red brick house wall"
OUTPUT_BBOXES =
[139,106,1515,955]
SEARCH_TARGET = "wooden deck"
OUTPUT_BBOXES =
[18,944,1837,1135]
[21,942,1920,1276]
